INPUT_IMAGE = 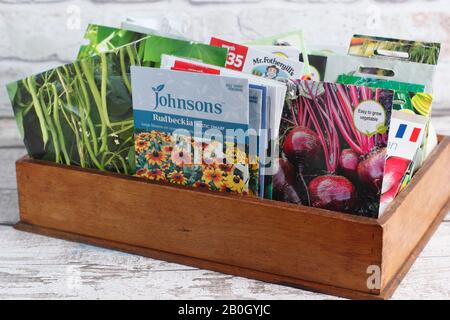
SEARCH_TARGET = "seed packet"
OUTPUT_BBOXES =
[348,34,440,65]
[249,84,267,196]
[324,54,436,93]
[380,110,428,214]
[210,37,304,81]
[336,73,434,206]
[246,30,307,50]
[336,75,430,115]
[160,54,285,140]
[249,45,301,61]
[277,81,394,218]
[248,45,327,82]
[121,17,188,40]
[7,35,228,175]
[131,66,253,194]
[160,54,285,197]
[78,24,145,59]
[77,24,228,68]
[245,30,310,73]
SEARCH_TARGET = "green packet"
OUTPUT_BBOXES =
[7,32,228,175]
[78,24,228,67]
[336,74,432,117]
[78,24,145,58]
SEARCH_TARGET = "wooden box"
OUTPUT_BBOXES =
[14,137,450,300]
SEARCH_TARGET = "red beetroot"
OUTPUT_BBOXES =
[339,149,360,179]
[283,126,322,171]
[308,175,357,212]
[357,148,386,193]
[272,159,302,204]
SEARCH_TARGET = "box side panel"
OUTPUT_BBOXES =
[16,159,382,294]
[381,138,450,289]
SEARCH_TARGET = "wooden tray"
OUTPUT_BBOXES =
[14,136,450,300]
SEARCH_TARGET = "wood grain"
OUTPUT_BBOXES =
[15,156,383,296]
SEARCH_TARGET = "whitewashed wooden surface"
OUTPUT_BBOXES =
[0,0,450,300]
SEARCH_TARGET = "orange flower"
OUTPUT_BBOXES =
[202,167,224,188]
[147,168,166,181]
[135,139,150,153]
[135,168,148,178]
[168,170,187,185]
[137,132,151,140]
[145,150,167,165]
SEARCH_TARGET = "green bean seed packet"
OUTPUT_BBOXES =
[7,32,228,175]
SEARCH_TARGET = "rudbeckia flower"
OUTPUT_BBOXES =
[226,174,245,193]
[168,170,187,185]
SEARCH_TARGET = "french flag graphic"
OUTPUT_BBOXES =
[395,123,422,143]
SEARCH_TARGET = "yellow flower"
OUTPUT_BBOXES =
[168,170,187,185]
[202,167,224,188]
[226,174,245,193]
[145,149,167,165]
[135,139,150,153]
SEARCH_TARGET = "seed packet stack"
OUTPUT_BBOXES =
[159,54,287,197]
[326,35,440,214]
[6,20,442,218]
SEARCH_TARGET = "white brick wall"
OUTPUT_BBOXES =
[1,0,449,117]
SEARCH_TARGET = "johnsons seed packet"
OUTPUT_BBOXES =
[131,66,256,195]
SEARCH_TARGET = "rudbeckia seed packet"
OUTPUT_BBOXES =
[131,66,254,195]
[7,31,228,176]
[277,81,394,218]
